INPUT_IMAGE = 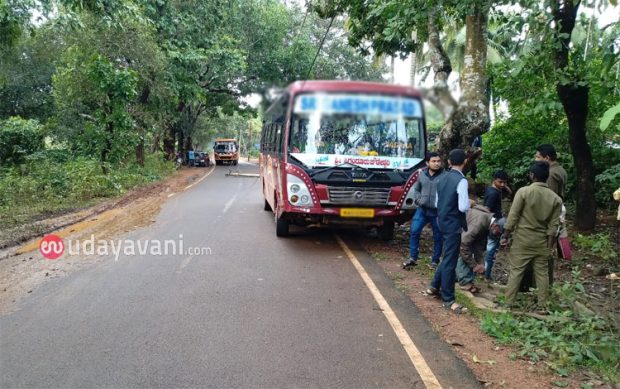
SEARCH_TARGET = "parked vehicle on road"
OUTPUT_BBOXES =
[260,80,427,239]
[194,151,210,167]
[214,139,239,165]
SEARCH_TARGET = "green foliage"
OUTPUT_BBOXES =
[482,276,620,379]
[600,102,620,132]
[573,233,618,261]
[0,28,57,120]
[53,47,139,166]
[480,15,620,202]
[0,117,44,165]
[595,164,620,207]
[0,151,173,228]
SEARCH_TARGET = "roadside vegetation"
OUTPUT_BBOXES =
[0,0,385,233]
[482,274,620,384]
[367,219,620,386]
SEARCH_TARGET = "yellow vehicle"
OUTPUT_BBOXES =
[213,138,239,165]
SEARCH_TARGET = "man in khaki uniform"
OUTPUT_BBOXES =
[533,144,568,282]
[535,144,567,199]
[501,161,562,309]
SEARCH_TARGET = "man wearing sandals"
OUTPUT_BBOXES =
[402,152,444,270]
[455,184,498,294]
[426,149,471,313]
[501,161,562,311]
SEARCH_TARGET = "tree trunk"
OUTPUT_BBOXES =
[101,120,113,175]
[422,11,457,122]
[177,125,185,155]
[136,135,145,167]
[152,133,161,153]
[436,3,490,162]
[552,0,596,230]
[557,84,595,230]
[135,86,149,167]
[163,125,175,160]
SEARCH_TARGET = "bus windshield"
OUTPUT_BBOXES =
[215,143,236,152]
[288,93,425,170]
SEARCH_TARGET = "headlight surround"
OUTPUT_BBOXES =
[287,174,313,206]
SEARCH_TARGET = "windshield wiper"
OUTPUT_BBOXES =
[287,153,310,168]
[309,162,372,178]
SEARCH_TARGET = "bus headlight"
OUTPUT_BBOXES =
[287,174,313,206]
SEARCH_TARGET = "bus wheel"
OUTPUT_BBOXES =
[233,160,238,166]
[378,221,394,241]
[263,199,272,211]
[276,217,289,237]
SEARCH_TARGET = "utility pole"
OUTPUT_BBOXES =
[247,122,252,162]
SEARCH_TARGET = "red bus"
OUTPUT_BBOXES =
[260,80,427,238]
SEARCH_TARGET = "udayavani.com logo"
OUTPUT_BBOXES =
[39,234,211,261]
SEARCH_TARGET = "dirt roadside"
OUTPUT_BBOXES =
[0,166,214,315]
[363,225,618,389]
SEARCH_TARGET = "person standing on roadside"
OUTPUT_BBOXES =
[483,169,511,281]
[535,144,567,199]
[534,144,568,279]
[425,149,471,313]
[403,152,444,270]
[501,161,562,312]
[188,149,195,167]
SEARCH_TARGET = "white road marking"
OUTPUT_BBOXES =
[176,255,194,273]
[334,234,442,389]
[184,167,216,191]
[167,193,175,198]
[222,193,238,214]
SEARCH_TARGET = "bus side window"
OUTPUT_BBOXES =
[261,123,269,152]
[277,124,285,154]
[274,123,281,154]
[266,123,272,152]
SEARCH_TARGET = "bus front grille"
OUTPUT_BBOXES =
[326,187,391,206]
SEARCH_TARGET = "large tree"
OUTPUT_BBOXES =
[550,0,595,229]
[317,0,492,161]
[489,1,618,230]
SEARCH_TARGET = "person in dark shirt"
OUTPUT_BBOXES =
[483,170,510,280]
[425,149,471,314]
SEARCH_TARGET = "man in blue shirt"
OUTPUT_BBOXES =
[483,170,510,280]
[426,149,471,313]
[188,149,195,167]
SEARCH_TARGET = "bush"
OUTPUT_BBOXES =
[0,117,45,165]
[573,232,618,261]
[482,271,620,380]
[0,150,174,229]
[595,163,620,208]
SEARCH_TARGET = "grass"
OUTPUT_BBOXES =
[0,154,174,231]
[370,244,620,385]
[371,252,388,262]
[481,271,620,384]
[387,271,411,294]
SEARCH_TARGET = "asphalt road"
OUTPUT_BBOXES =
[0,162,480,388]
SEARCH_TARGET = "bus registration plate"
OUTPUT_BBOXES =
[340,208,375,218]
